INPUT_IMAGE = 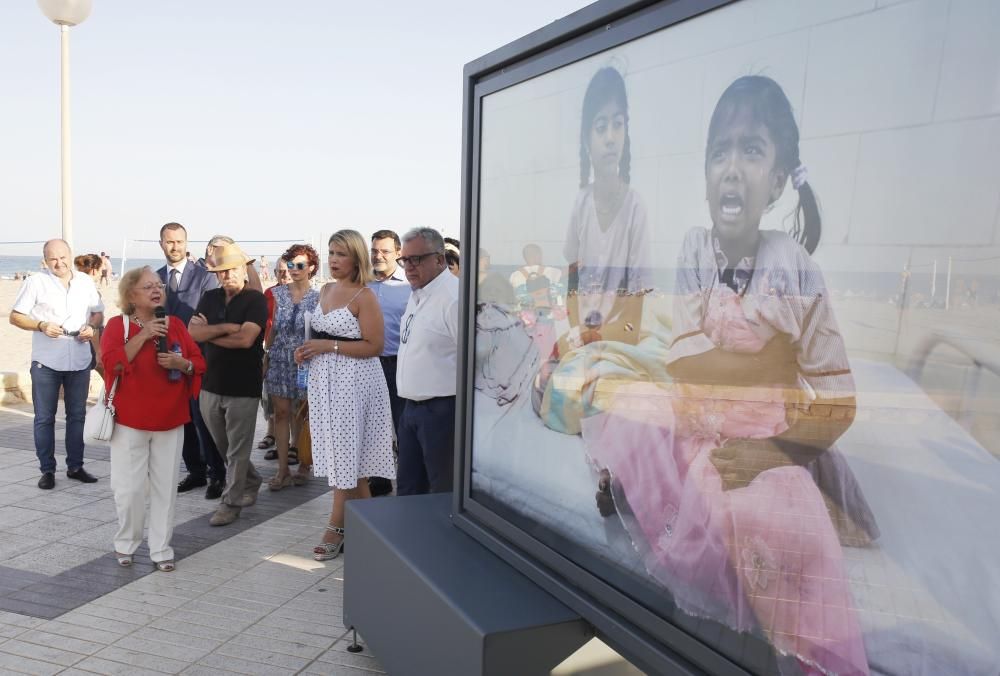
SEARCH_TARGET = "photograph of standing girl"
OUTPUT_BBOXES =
[583,75,876,675]
[562,66,652,351]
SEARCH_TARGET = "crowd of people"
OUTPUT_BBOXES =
[9,223,460,570]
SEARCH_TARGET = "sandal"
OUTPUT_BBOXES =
[288,447,300,467]
[155,560,176,572]
[264,448,278,460]
[313,526,345,561]
[257,434,275,450]
[268,474,293,491]
[115,552,132,567]
[292,472,310,486]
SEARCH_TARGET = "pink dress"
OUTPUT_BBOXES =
[582,236,871,674]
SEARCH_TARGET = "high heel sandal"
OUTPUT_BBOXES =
[268,474,293,491]
[313,525,344,561]
[155,560,176,572]
[115,552,133,567]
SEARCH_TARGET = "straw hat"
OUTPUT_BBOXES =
[207,242,250,272]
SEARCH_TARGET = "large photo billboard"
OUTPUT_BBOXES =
[459,1,1000,674]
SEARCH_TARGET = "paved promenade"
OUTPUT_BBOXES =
[0,404,385,675]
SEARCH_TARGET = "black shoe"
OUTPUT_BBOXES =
[369,476,393,497]
[66,467,98,484]
[205,479,224,500]
[38,472,55,490]
[177,474,208,493]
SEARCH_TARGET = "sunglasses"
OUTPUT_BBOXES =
[285,262,308,270]
[397,251,441,268]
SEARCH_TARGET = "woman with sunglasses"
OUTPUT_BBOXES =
[263,245,320,490]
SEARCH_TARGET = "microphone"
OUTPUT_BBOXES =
[153,306,167,353]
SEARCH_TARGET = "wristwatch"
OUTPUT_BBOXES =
[184,360,194,375]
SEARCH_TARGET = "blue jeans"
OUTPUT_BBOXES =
[396,396,455,496]
[31,362,90,473]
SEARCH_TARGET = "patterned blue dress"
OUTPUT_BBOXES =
[264,284,320,399]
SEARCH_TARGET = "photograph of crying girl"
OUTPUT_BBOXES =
[583,75,879,676]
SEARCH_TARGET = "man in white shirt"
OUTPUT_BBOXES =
[366,229,411,497]
[10,239,104,489]
[395,227,460,495]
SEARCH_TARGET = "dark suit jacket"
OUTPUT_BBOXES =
[157,262,219,325]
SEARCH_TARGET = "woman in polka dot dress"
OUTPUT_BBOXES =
[295,229,395,561]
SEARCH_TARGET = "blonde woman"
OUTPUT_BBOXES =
[295,230,394,560]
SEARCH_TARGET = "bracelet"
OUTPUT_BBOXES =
[37,321,45,332]
[185,360,194,375]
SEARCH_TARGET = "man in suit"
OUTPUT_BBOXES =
[158,222,227,498]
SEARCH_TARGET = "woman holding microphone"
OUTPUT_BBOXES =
[101,267,206,572]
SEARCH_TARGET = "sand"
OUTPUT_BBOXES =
[0,278,121,406]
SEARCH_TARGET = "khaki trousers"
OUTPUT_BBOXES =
[199,391,262,507]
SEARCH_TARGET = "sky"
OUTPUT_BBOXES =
[0,0,588,259]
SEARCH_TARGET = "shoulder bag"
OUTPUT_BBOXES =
[83,316,130,444]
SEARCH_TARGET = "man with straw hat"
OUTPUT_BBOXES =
[188,242,269,526]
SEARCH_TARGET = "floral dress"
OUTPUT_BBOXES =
[264,285,319,400]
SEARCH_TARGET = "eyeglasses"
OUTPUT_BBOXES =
[138,283,165,292]
[285,261,308,270]
[401,313,415,344]
[397,251,441,268]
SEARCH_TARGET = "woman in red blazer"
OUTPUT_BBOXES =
[101,267,205,572]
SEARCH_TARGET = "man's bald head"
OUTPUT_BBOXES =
[42,239,71,259]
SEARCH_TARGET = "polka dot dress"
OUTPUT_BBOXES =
[307,304,395,489]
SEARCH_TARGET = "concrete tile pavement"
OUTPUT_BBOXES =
[0,491,385,675]
[0,404,385,674]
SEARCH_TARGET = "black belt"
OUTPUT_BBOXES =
[312,331,361,342]
[405,396,456,406]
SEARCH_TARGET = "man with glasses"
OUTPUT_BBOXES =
[367,229,411,496]
[10,239,103,489]
[157,222,227,499]
[395,227,460,495]
[189,242,269,526]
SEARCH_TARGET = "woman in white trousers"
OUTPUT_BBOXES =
[101,267,205,571]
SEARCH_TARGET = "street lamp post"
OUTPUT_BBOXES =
[37,0,92,251]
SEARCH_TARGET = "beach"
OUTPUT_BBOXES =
[0,278,120,405]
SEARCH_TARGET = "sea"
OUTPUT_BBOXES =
[0,255,163,280]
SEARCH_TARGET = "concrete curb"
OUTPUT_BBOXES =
[1,369,104,406]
